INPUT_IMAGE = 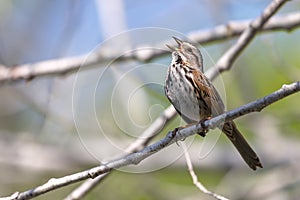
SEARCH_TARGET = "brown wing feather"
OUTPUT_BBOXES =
[192,70,225,118]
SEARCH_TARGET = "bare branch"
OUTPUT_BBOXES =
[182,142,230,200]
[64,106,177,200]
[2,81,299,200]
[63,173,109,200]
[206,0,289,80]
[0,11,299,84]
[188,11,300,44]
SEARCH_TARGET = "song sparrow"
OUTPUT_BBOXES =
[164,37,262,170]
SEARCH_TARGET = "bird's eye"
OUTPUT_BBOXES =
[187,48,192,53]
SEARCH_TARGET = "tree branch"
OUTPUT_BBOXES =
[182,142,230,200]
[189,11,300,44]
[64,105,177,200]
[206,0,289,80]
[3,81,299,200]
[0,11,299,84]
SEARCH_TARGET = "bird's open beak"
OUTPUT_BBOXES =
[166,36,183,51]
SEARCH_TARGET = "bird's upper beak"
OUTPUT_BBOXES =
[172,37,183,46]
[166,36,183,51]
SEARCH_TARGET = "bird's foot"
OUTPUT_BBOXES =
[197,117,211,137]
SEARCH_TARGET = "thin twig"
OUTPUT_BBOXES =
[182,141,230,200]
[0,11,299,84]
[206,0,289,80]
[2,81,299,200]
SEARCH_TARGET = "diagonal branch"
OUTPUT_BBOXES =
[188,11,300,44]
[206,0,289,80]
[3,81,299,200]
[0,11,300,84]
[64,105,177,200]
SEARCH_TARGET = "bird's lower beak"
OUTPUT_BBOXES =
[166,44,176,51]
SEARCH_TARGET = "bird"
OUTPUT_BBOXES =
[164,37,262,170]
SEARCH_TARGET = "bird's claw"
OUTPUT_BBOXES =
[197,118,211,137]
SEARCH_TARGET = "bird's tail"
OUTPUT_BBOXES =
[222,121,263,170]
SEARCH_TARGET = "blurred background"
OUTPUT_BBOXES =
[0,0,300,199]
